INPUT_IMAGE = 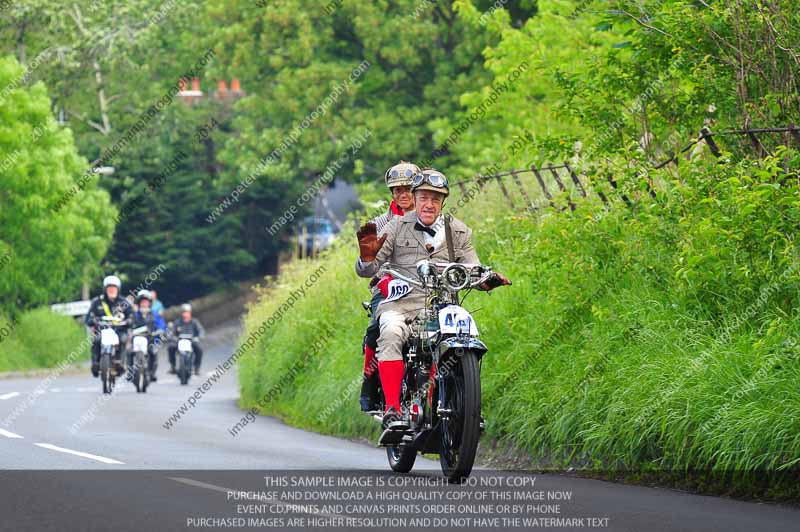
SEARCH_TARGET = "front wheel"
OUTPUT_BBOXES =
[438,351,481,483]
[178,354,190,385]
[387,445,417,473]
[134,357,148,393]
[100,353,113,394]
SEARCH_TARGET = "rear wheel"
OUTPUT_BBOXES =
[439,351,481,483]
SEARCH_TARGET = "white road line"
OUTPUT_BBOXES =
[0,392,20,400]
[0,428,23,439]
[34,443,124,465]
[168,477,341,518]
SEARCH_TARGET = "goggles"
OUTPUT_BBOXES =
[386,167,420,180]
[412,171,448,189]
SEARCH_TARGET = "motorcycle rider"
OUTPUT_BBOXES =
[168,304,205,375]
[128,290,161,382]
[359,161,418,412]
[355,168,511,431]
[84,275,133,378]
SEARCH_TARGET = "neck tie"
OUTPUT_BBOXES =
[414,221,437,238]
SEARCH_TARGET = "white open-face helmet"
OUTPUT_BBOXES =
[181,303,192,313]
[136,290,152,304]
[103,275,122,289]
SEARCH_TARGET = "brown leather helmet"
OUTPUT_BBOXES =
[384,161,421,189]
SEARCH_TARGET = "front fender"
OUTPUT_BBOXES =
[435,336,488,361]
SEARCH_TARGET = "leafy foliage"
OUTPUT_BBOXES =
[0,55,114,312]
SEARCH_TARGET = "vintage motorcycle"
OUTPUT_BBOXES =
[176,333,196,385]
[365,260,495,483]
[95,315,126,394]
[129,325,155,393]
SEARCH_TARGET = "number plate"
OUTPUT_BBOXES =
[384,279,412,302]
[438,305,479,336]
[100,328,119,346]
[177,339,193,352]
[132,335,148,353]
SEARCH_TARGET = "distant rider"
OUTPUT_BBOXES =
[84,275,133,378]
[150,289,165,315]
[149,289,167,330]
[128,290,161,382]
[168,304,205,375]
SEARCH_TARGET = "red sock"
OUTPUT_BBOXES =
[364,345,376,376]
[378,360,404,413]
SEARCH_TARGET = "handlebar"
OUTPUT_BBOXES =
[383,268,424,288]
[382,261,494,292]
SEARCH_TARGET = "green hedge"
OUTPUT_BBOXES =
[0,308,89,372]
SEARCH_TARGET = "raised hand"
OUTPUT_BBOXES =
[356,222,387,262]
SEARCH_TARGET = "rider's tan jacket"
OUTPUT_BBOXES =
[355,211,481,319]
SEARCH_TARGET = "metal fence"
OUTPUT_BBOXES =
[451,125,800,212]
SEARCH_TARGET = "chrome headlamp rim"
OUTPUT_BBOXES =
[441,263,470,291]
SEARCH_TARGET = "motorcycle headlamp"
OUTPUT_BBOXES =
[442,263,470,291]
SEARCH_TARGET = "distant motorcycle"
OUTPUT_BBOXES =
[129,326,152,393]
[96,316,125,394]
[176,333,196,385]
[366,260,494,483]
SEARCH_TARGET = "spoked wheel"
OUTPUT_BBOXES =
[178,356,189,385]
[100,354,113,394]
[134,362,147,393]
[439,351,481,483]
[387,444,417,473]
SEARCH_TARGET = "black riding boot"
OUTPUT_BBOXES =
[359,372,380,412]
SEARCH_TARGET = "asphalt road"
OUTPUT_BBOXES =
[0,322,797,532]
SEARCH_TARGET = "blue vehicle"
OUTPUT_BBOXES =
[297,217,336,257]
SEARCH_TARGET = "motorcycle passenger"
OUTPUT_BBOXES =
[128,290,161,382]
[359,161,418,412]
[355,169,511,431]
[168,304,205,375]
[85,275,133,378]
[150,289,165,316]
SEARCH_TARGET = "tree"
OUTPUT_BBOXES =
[0,55,115,312]
[204,0,498,240]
